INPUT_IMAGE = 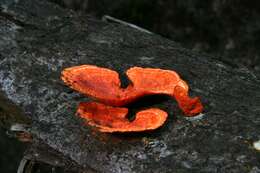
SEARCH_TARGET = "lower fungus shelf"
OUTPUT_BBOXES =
[76,102,168,133]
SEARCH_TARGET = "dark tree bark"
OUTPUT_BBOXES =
[0,0,260,172]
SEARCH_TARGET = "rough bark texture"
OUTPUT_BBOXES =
[0,0,260,172]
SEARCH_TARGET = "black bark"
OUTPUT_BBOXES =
[0,0,260,172]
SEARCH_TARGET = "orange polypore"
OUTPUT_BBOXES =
[77,102,167,132]
[61,65,203,116]
[61,65,204,132]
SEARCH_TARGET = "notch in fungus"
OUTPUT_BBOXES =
[77,102,168,133]
[61,65,203,116]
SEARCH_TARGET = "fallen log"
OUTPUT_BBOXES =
[0,0,260,172]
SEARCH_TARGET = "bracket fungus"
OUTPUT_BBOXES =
[61,65,203,132]
[77,102,167,133]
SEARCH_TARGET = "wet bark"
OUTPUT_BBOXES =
[0,0,260,172]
